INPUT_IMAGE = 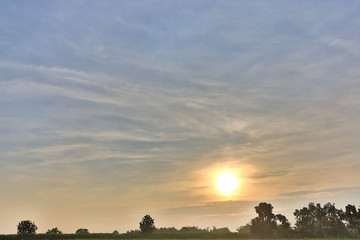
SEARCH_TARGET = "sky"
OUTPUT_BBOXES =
[1,0,360,234]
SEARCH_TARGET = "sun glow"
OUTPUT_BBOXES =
[216,173,239,195]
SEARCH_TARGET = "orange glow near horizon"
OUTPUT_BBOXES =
[195,162,255,201]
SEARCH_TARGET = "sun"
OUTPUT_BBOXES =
[216,173,239,195]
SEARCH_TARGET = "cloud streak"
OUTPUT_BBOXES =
[0,0,360,234]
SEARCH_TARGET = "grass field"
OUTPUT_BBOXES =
[35,239,356,240]
[0,232,250,240]
[0,236,356,240]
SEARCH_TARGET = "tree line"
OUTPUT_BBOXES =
[14,215,156,235]
[8,202,360,239]
[246,202,360,238]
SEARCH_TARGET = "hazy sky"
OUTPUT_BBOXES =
[1,0,360,234]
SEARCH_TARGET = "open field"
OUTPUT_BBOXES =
[27,239,358,240]
[0,238,356,240]
[0,233,249,240]
[0,234,357,240]
[43,239,357,240]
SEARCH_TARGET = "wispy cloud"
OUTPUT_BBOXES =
[281,187,360,198]
[1,0,360,234]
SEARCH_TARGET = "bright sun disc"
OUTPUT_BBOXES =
[217,173,238,195]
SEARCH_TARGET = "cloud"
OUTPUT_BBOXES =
[1,0,360,234]
[158,200,256,217]
[326,39,360,55]
[281,187,360,198]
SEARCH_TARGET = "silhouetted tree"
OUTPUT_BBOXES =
[276,214,290,228]
[46,227,62,234]
[275,214,291,237]
[17,220,37,235]
[250,202,291,238]
[345,204,360,236]
[76,228,89,234]
[294,203,316,237]
[250,202,277,237]
[237,224,251,233]
[322,202,347,237]
[294,202,347,238]
[251,217,276,238]
[256,202,275,222]
[139,214,155,234]
[112,230,119,234]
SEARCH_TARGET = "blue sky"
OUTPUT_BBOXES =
[1,0,360,234]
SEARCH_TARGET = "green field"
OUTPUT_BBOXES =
[0,235,356,240]
[61,239,356,240]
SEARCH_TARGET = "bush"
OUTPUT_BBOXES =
[46,228,62,234]
[75,228,89,234]
[17,220,37,235]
